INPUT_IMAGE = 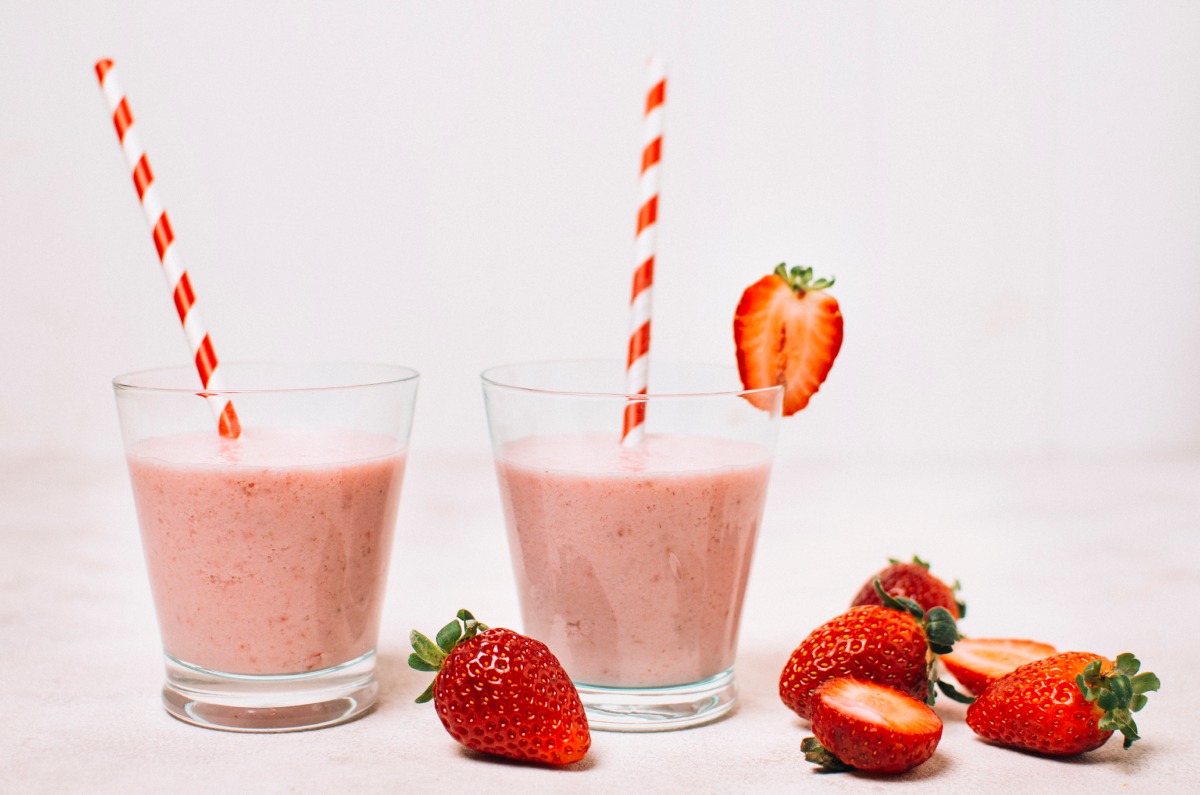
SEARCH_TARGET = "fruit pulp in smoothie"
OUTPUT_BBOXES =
[126,427,405,675]
[495,433,772,688]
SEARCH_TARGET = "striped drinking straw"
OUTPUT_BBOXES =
[95,59,241,439]
[621,57,665,446]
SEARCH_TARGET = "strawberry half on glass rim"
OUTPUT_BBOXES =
[734,263,843,415]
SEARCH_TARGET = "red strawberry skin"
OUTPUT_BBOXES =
[734,271,843,415]
[851,561,961,619]
[966,652,1112,755]
[809,678,943,774]
[433,628,590,765]
[780,606,931,719]
[940,638,1057,696]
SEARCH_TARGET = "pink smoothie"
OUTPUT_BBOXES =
[126,428,405,675]
[495,433,772,688]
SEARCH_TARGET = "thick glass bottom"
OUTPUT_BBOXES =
[576,667,736,732]
[160,651,378,732]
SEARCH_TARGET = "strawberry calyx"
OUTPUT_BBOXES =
[951,580,967,621]
[774,262,834,294]
[935,678,977,705]
[872,577,960,655]
[410,608,490,703]
[872,577,960,706]
[800,737,853,772]
[1077,653,1161,749]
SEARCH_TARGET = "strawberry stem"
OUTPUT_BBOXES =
[774,262,835,294]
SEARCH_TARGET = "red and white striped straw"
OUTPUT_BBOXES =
[95,59,241,439]
[621,57,665,446]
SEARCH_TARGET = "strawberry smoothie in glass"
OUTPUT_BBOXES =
[482,360,781,730]
[114,362,418,732]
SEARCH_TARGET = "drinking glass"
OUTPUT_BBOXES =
[481,360,781,730]
[114,362,418,732]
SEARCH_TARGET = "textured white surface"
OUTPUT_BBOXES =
[2,448,1196,793]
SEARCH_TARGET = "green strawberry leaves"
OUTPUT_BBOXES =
[923,608,960,656]
[775,262,835,294]
[801,737,854,772]
[411,609,490,704]
[1076,652,1161,749]
[873,577,925,622]
[935,678,977,705]
[872,577,961,706]
[409,631,445,671]
[872,577,959,654]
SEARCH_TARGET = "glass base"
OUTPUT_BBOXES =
[160,651,379,732]
[576,668,737,732]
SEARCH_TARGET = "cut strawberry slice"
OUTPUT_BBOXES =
[940,638,1058,696]
[734,263,843,415]
[802,678,943,774]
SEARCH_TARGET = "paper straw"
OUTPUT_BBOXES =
[95,59,241,439]
[621,57,665,446]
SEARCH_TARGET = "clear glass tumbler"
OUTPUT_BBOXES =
[113,362,419,732]
[481,360,781,731]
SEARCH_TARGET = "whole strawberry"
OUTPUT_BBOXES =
[780,580,959,719]
[966,651,1160,755]
[802,678,943,774]
[410,609,590,766]
[850,555,965,619]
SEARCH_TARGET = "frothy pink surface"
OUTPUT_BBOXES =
[496,433,772,688]
[126,428,405,675]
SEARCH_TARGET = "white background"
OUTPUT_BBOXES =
[2,1,1199,462]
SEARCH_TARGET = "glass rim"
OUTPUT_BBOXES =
[479,358,784,400]
[112,360,420,395]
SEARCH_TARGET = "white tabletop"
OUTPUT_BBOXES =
[2,448,1196,793]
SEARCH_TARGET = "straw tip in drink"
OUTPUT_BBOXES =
[95,59,114,82]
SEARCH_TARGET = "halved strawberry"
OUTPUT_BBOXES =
[734,263,843,415]
[802,678,943,774]
[940,638,1058,696]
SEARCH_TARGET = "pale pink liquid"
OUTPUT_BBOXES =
[496,433,772,688]
[126,428,405,675]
